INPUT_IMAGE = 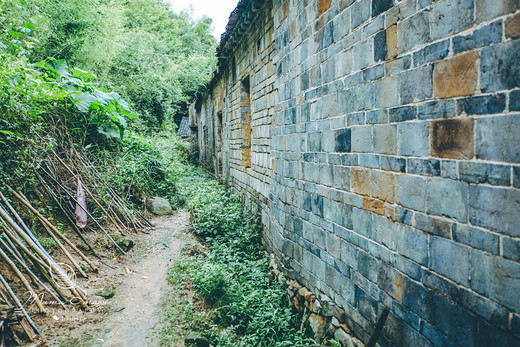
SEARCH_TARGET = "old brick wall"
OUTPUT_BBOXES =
[191,0,520,345]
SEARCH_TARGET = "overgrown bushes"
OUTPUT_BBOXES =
[163,172,314,346]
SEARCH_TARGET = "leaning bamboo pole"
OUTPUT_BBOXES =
[0,247,45,312]
[37,167,126,254]
[36,171,100,258]
[5,186,98,272]
[0,273,40,340]
[0,236,66,309]
[0,205,89,311]
[52,151,126,234]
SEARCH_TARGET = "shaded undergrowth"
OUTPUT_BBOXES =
[160,167,315,346]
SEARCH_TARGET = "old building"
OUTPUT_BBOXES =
[190,0,520,345]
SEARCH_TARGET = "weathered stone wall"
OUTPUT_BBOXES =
[191,0,520,345]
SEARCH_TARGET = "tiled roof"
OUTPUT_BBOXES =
[177,116,191,137]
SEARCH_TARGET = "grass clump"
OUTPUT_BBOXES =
[161,170,314,346]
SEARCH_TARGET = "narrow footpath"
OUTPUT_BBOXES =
[41,210,191,346]
[102,211,190,347]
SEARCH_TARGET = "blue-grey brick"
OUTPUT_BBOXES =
[329,200,353,229]
[476,0,520,22]
[398,175,426,212]
[359,154,380,168]
[459,161,511,186]
[420,320,456,347]
[398,65,433,103]
[407,158,440,176]
[413,39,450,66]
[284,107,296,125]
[341,153,359,166]
[459,287,511,332]
[333,166,350,190]
[347,112,366,125]
[374,30,387,62]
[418,99,456,120]
[481,40,520,92]
[457,94,506,116]
[403,277,435,321]
[476,114,520,163]
[352,207,372,238]
[441,160,458,179]
[343,71,362,89]
[363,64,384,81]
[303,153,315,162]
[322,58,336,84]
[340,239,359,270]
[389,105,415,122]
[433,293,477,345]
[478,320,520,347]
[430,0,474,40]
[300,102,310,122]
[398,121,429,156]
[418,0,435,8]
[385,55,411,76]
[367,110,387,124]
[308,131,323,152]
[470,249,520,312]
[427,178,468,222]
[320,21,334,50]
[415,213,451,238]
[310,99,323,120]
[398,11,431,52]
[374,76,399,108]
[503,236,520,262]
[372,0,395,17]
[396,225,429,265]
[514,166,520,188]
[453,20,503,54]
[334,128,351,152]
[469,185,520,237]
[430,237,469,285]
[338,83,375,114]
[511,90,520,111]
[396,206,413,225]
[380,155,406,172]
[351,0,370,30]
[453,224,500,255]
[351,125,372,152]
[311,194,324,217]
[373,124,397,155]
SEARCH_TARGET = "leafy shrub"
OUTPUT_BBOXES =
[184,176,314,346]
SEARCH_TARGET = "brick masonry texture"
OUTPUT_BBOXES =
[190,0,520,345]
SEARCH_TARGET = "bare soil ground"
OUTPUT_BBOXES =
[30,210,192,346]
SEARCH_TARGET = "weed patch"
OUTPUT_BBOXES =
[162,170,315,346]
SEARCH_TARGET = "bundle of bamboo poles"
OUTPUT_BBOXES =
[37,147,152,239]
[0,182,95,344]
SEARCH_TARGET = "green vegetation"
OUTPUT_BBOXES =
[1,0,215,200]
[2,0,313,345]
[160,166,315,346]
[32,0,217,130]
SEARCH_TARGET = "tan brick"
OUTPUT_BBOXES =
[370,170,396,203]
[506,12,520,39]
[318,0,332,16]
[362,197,385,215]
[351,167,370,196]
[433,51,479,98]
[386,25,398,60]
[430,118,475,159]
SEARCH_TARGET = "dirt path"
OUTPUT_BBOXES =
[101,211,189,347]
[39,210,191,346]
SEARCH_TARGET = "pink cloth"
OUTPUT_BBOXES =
[74,177,87,228]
